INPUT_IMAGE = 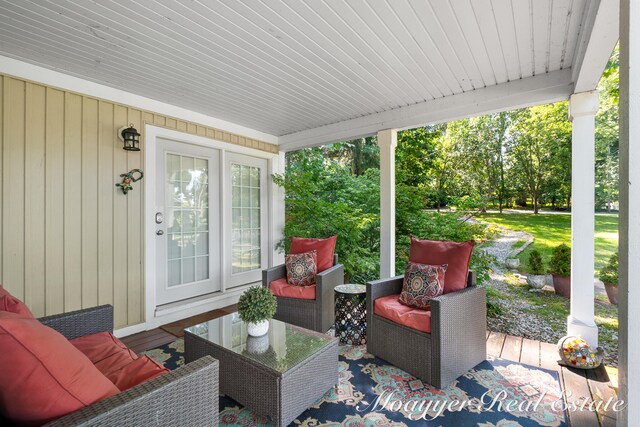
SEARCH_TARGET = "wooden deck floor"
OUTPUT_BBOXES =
[486,331,617,427]
[122,317,617,427]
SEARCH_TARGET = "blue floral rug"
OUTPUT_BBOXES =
[145,340,568,426]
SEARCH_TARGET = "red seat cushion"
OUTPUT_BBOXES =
[0,285,34,318]
[70,331,139,378]
[0,311,119,426]
[269,277,316,300]
[374,294,432,333]
[107,355,169,391]
[409,238,475,294]
[290,236,337,273]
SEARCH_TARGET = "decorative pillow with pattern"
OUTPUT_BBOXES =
[399,262,448,309]
[285,251,318,286]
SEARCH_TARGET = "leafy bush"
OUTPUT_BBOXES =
[599,252,619,286]
[237,286,277,324]
[528,250,545,275]
[549,244,571,276]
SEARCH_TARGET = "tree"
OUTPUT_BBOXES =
[507,103,571,214]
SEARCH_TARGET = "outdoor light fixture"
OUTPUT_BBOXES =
[118,124,141,151]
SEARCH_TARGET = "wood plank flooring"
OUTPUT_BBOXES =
[486,331,617,427]
[122,313,617,427]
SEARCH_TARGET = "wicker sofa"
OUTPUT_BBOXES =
[366,271,486,389]
[1,304,219,427]
[263,255,344,333]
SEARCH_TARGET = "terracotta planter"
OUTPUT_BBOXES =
[604,283,619,305]
[552,274,571,298]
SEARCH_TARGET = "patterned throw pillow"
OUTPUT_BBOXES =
[285,251,318,286]
[399,262,447,309]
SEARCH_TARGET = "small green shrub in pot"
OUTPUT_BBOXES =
[599,252,619,286]
[528,250,545,275]
[549,243,571,298]
[599,252,619,305]
[549,244,571,277]
[238,286,277,324]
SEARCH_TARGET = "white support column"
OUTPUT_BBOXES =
[269,151,286,266]
[619,1,640,424]
[567,91,599,347]
[378,129,397,279]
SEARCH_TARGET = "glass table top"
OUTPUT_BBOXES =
[185,313,335,372]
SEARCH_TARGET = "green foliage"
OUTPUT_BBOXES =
[549,244,571,277]
[237,286,277,323]
[528,250,545,275]
[599,252,619,286]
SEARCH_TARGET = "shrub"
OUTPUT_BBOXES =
[599,252,619,286]
[528,250,545,275]
[237,286,277,324]
[549,244,571,276]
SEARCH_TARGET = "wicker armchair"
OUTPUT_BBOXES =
[0,305,219,427]
[263,255,344,333]
[366,271,486,389]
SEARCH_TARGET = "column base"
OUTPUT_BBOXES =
[567,315,599,347]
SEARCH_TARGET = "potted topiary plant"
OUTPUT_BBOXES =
[598,252,618,305]
[238,286,277,337]
[549,243,571,298]
[526,249,547,289]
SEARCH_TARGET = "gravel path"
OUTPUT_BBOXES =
[480,222,618,366]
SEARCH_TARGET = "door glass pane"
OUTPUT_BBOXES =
[166,154,210,286]
[231,164,261,274]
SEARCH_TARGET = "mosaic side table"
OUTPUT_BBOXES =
[334,283,367,345]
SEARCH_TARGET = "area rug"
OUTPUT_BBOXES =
[145,340,568,427]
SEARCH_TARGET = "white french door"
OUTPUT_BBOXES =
[155,138,221,305]
[224,153,269,287]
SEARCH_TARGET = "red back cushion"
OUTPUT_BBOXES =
[409,238,475,294]
[0,285,34,318]
[290,236,337,273]
[0,311,119,426]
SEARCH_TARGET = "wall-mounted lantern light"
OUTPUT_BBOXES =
[118,124,141,151]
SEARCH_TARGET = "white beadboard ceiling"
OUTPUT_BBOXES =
[0,0,615,142]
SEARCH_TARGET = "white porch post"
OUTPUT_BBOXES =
[619,0,640,424]
[378,129,397,279]
[269,151,286,266]
[567,91,599,347]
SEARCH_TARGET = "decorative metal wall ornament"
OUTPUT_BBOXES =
[116,169,144,194]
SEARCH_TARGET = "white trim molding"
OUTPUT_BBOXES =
[0,55,278,144]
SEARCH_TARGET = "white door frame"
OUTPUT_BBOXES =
[144,125,281,330]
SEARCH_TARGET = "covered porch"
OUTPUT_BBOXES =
[0,0,637,425]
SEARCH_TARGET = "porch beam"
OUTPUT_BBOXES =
[571,0,620,93]
[618,0,640,424]
[567,91,599,347]
[279,69,573,151]
[378,129,397,279]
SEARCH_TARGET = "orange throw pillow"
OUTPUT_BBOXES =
[0,311,119,426]
[290,236,337,273]
[409,238,475,294]
[0,285,34,318]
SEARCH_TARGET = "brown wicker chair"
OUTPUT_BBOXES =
[366,271,486,389]
[1,305,220,427]
[263,255,344,333]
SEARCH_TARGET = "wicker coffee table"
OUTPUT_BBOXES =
[184,312,338,427]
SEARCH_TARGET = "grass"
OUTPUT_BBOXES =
[478,213,619,273]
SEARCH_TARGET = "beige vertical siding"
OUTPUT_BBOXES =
[0,73,278,328]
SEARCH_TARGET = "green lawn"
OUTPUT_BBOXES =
[478,213,619,273]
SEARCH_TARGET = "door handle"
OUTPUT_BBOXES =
[156,230,164,236]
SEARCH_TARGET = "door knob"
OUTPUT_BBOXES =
[156,230,164,236]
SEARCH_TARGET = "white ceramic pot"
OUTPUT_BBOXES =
[247,320,269,337]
